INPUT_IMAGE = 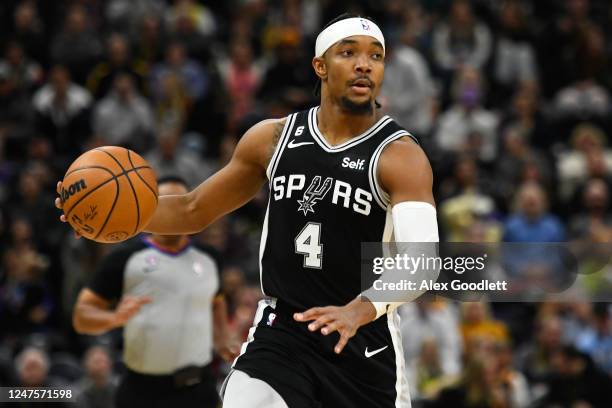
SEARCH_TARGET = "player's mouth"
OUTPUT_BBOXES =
[349,78,373,95]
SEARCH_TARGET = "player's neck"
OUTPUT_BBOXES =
[317,100,381,146]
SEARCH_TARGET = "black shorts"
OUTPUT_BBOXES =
[231,299,410,408]
[116,364,219,408]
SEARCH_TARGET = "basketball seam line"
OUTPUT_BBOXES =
[127,150,158,205]
[64,164,152,178]
[64,165,151,219]
[95,148,141,236]
[94,177,120,240]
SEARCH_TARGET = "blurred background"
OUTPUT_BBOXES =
[0,0,611,407]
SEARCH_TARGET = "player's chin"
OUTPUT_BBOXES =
[340,94,374,114]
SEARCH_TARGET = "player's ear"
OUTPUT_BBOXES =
[312,56,327,80]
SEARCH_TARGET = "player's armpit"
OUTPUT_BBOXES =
[377,137,435,207]
[144,118,286,235]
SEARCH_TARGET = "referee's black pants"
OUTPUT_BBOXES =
[115,365,219,408]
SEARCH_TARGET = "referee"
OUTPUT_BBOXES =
[72,175,238,408]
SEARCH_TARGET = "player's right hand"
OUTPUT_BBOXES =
[55,181,82,238]
[112,295,153,327]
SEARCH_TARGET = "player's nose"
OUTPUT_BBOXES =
[354,54,372,74]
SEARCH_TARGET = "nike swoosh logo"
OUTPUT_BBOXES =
[364,345,388,358]
[287,140,314,149]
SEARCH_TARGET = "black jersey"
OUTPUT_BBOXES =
[260,106,418,311]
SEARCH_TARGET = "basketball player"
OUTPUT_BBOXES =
[72,176,238,408]
[58,14,439,407]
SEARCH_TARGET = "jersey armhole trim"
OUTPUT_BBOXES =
[368,131,415,211]
[266,113,297,180]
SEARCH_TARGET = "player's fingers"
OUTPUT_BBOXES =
[308,314,335,332]
[294,307,323,322]
[56,181,62,193]
[335,333,350,354]
[321,321,340,336]
[55,197,63,210]
[60,214,66,222]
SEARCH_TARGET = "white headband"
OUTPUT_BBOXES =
[315,17,385,58]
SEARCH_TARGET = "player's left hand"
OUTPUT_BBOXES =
[294,298,376,354]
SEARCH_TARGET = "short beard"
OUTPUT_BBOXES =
[340,96,373,115]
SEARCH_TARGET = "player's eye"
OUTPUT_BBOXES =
[341,49,353,57]
[372,53,383,60]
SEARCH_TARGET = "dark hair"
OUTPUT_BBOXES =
[157,175,189,189]
[313,13,382,109]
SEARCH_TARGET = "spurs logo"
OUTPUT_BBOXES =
[297,176,333,215]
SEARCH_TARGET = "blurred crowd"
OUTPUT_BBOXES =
[0,0,612,407]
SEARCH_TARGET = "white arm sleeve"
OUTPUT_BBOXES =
[365,201,440,320]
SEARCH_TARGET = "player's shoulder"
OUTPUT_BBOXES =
[244,117,288,139]
[377,119,431,177]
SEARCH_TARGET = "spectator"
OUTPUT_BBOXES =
[434,67,499,163]
[32,65,92,157]
[543,345,612,407]
[132,14,167,65]
[150,42,208,104]
[495,128,553,211]
[152,71,189,130]
[14,347,50,386]
[556,123,612,202]
[219,40,263,126]
[165,0,217,38]
[498,84,552,151]
[145,127,216,188]
[569,178,612,240]
[50,5,103,84]
[105,0,166,34]
[503,182,566,242]
[431,356,508,408]
[516,316,563,391]
[399,299,462,399]
[438,156,499,241]
[380,27,435,135]
[9,1,47,66]
[495,341,531,408]
[74,346,118,408]
[460,302,509,350]
[0,41,43,94]
[1,218,52,338]
[432,0,492,97]
[489,1,537,108]
[575,304,612,375]
[92,73,154,151]
[257,28,314,111]
[86,33,149,99]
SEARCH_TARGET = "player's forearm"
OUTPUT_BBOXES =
[144,192,205,235]
[73,303,119,335]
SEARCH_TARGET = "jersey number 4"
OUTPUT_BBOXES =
[295,222,323,269]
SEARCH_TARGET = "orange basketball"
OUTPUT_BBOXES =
[61,146,158,243]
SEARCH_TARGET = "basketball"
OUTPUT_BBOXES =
[60,146,158,243]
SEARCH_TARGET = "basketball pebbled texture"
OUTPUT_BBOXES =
[61,146,158,243]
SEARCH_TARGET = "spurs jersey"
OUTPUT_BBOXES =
[260,106,418,310]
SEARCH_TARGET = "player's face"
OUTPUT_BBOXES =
[318,35,385,114]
